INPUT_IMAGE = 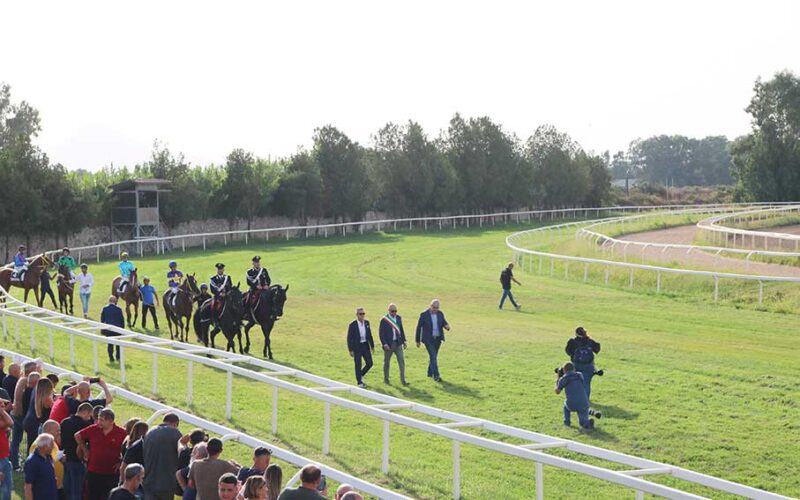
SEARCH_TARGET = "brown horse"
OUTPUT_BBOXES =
[56,264,75,315]
[0,254,52,306]
[111,269,140,327]
[163,273,200,342]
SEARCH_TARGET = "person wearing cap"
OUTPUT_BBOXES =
[57,248,77,282]
[166,261,184,308]
[194,285,212,309]
[565,327,601,398]
[209,264,232,319]
[244,256,271,307]
[76,264,94,319]
[117,253,136,294]
[138,277,159,330]
[13,245,27,281]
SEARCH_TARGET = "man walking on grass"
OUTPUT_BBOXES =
[498,262,521,310]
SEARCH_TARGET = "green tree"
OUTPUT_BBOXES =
[314,126,370,221]
[526,125,589,208]
[273,150,323,222]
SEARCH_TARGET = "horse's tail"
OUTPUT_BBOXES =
[193,308,204,343]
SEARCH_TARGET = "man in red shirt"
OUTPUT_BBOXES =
[0,395,13,500]
[75,408,126,500]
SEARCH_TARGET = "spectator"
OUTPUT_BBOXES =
[120,418,142,457]
[120,422,148,486]
[109,464,144,500]
[333,484,352,500]
[28,421,64,500]
[241,476,267,500]
[12,363,39,470]
[24,433,57,500]
[340,493,363,500]
[378,303,408,386]
[187,438,239,500]
[75,408,127,500]
[177,429,208,472]
[216,474,238,500]
[0,356,5,387]
[49,383,77,424]
[565,326,601,398]
[554,362,594,429]
[237,447,271,482]
[64,379,113,417]
[176,443,207,500]
[276,465,323,500]
[498,262,522,310]
[100,297,124,362]
[142,413,182,500]
[138,278,159,330]
[1,364,19,406]
[0,394,13,500]
[415,299,451,383]
[91,406,103,422]
[264,464,281,500]
[76,264,94,319]
[346,308,374,388]
[61,402,93,500]
[24,378,55,451]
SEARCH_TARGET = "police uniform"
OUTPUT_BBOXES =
[246,265,271,291]
[210,268,232,298]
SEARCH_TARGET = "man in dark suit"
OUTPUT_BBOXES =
[415,299,450,382]
[100,295,124,362]
[347,307,375,388]
[379,303,407,385]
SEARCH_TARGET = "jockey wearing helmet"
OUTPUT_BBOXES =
[195,283,212,307]
[245,256,271,306]
[118,252,136,293]
[13,245,28,281]
[57,247,77,283]
[166,260,183,306]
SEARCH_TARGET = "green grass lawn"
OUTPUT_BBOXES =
[3,223,799,499]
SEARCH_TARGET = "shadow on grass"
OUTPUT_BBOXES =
[438,379,483,399]
[592,403,639,421]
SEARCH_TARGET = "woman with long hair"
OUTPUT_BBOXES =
[23,377,54,450]
[121,417,142,455]
[264,464,282,500]
[241,476,267,500]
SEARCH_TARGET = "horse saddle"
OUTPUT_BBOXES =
[11,270,26,282]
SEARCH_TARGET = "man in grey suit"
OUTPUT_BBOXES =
[379,303,407,385]
[415,299,451,382]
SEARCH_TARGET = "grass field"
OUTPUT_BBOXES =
[4,223,799,499]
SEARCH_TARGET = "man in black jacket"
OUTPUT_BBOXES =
[565,326,601,398]
[379,303,407,385]
[498,262,521,310]
[415,299,450,382]
[346,308,374,388]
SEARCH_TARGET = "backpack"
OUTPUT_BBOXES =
[573,341,595,365]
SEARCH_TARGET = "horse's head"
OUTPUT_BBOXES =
[228,283,244,316]
[35,254,52,269]
[270,284,289,318]
[186,273,200,295]
[58,264,70,276]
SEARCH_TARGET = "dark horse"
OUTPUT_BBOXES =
[0,254,52,306]
[111,269,140,328]
[56,264,75,315]
[163,273,200,342]
[242,284,289,359]
[193,284,245,353]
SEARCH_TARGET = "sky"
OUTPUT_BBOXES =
[2,0,799,171]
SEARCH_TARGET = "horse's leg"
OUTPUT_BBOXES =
[265,320,275,359]
[33,288,40,308]
[237,331,244,354]
[69,293,74,315]
[133,302,139,328]
[210,326,220,349]
[242,321,252,354]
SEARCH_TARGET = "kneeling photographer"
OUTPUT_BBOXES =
[554,362,594,429]
[565,326,601,399]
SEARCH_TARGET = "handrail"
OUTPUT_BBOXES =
[0,287,791,499]
[697,205,800,247]
[0,349,411,500]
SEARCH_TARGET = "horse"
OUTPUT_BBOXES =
[163,273,200,342]
[242,284,289,359]
[193,284,245,353]
[111,269,141,328]
[0,254,52,306]
[56,264,75,315]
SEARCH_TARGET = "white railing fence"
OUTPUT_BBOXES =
[0,349,411,500]
[697,205,800,251]
[0,287,791,500]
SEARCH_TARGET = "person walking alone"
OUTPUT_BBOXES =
[100,296,124,362]
[346,308,374,388]
[498,262,521,310]
[379,304,407,385]
[76,265,94,319]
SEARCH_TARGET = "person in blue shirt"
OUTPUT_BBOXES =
[13,245,28,281]
[565,326,601,398]
[118,252,136,294]
[166,261,184,308]
[555,362,594,429]
[138,277,160,330]
[24,432,59,500]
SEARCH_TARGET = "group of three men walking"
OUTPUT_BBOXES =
[347,300,450,387]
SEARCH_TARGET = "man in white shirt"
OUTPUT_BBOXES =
[346,308,375,388]
[76,264,94,319]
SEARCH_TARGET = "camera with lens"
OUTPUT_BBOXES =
[554,367,565,377]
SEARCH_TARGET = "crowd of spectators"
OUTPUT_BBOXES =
[0,356,363,500]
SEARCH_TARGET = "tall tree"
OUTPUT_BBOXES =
[314,126,370,221]
[526,125,590,208]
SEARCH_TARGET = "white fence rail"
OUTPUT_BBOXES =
[697,205,800,251]
[0,349,411,500]
[0,287,791,499]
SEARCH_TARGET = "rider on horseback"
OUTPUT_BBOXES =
[118,252,136,293]
[244,256,271,307]
[57,248,77,283]
[13,245,28,281]
[166,260,183,307]
[195,283,212,307]
[209,263,232,323]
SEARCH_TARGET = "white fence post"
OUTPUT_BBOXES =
[759,281,764,304]
[271,386,278,434]
[656,271,662,293]
[226,370,233,419]
[93,341,98,373]
[152,353,158,394]
[323,402,331,455]
[714,276,719,302]
[120,346,126,383]
[453,441,461,500]
[536,462,544,500]
[187,361,193,406]
[48,328,54,359]
[382,420,390,474]
[15,318,19,344]
[29,321,35,351]
[69,335,74,366]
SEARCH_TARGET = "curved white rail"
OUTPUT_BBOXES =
[1,287,791,499]
[697,205,800,251]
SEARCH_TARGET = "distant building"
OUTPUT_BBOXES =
[109,179,170,240]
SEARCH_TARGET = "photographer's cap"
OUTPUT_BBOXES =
[575,326,587,336]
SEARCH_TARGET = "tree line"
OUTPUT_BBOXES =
[1,83,614,249]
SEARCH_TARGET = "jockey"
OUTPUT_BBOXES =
[195,283,212,307]
[118,252,136,293]
[13,245,28,281]
[209,263,232,318]
[244,255,271,306]
[166,260,183,306]
[57,247,77,283]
